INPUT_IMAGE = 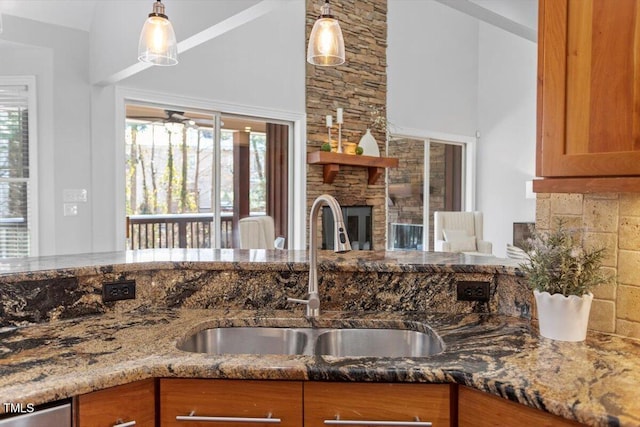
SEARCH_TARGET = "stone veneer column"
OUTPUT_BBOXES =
[536,192,640,339]
[306,0,388,249]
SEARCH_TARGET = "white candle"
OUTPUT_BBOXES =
[336,108,343,124]
[326,115,333,127]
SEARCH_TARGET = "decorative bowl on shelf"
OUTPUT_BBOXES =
[343,142,357,155]
[329,141,357,154]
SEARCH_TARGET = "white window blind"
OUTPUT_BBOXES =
[0,80,37,258]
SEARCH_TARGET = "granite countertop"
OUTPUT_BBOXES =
[1,308,639,427]
[0,249,521,281]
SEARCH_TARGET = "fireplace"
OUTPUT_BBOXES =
[322,206,372,250]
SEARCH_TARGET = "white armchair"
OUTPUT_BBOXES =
[238,216,284,249]
[433,211,492,255]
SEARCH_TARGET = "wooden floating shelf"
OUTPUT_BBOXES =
[307,151,399,185]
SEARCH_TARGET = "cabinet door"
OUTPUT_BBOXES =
[537,0,640,178]
[160,379,302,426]
[458,386,581,427]
[304,382,452,427]
[77,378,156,427]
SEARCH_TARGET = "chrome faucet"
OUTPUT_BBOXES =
[287,194,351,318]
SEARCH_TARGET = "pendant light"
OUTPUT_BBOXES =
[138,0,178,66]
[307,0,345,66]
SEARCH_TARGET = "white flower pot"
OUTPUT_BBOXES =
[534,290,593,342]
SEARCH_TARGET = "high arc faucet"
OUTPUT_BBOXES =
[287,194,351,318]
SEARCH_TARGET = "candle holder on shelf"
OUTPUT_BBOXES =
[336,107,344,153]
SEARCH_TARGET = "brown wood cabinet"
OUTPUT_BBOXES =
[77,378,156,427]
[535,0,640,193]
[160,379,303,426]
[304,382,453,427]
[458,386,582,427]
[75,379,585,427]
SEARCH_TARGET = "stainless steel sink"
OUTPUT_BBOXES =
[314,328,444,358]
[178,326,444,358]
[178,327,308,355]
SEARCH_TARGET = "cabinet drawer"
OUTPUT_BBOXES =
[304,382,452,427]
[77,378,156,427]
[160,379,302,426]
[458,386,581,427]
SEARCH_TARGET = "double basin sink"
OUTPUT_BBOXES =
[178,326,444,358]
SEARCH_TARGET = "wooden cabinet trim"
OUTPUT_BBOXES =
[533,176,640,193]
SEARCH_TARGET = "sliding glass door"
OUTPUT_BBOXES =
[387,137,467,251]
[124,104,290,250]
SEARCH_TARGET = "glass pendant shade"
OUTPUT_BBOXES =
[138,1,178,66]
[307,1,345,66]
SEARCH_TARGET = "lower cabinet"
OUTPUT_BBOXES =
[76,379,584,427]
[304,382,453,427]
[160,379,303,426]
[160,379,452,427]
[458,386,583,427]
[77,378,156,427]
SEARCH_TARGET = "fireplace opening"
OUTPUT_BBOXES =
[322,206,372,250]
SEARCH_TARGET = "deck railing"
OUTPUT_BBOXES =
[126,213,234,249]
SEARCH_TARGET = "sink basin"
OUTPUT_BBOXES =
[314,328,444,358]
[178,327,308,355]
[178,326,444,358]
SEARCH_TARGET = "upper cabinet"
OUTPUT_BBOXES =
[535,0,640,193]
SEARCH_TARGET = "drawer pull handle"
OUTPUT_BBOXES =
[176,411,281,423]
[324,416,432,426]
[113,420,136,427]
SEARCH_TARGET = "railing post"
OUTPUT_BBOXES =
[178,220,187,248]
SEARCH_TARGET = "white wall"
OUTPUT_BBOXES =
[387,0,479,136]
[0,16,92,256]
[476,22,537,257]
[89,0,262,85]
[120,1,305,112]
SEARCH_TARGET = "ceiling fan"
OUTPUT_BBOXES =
[127,108,214,128]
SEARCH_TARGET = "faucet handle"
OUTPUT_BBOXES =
[286,292,320,310]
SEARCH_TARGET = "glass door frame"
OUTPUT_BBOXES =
[386,128,477,251]
[116,88,305,251]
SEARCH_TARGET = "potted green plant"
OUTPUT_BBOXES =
[520,221,609,342]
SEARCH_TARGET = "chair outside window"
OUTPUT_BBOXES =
[238,216,284,249]
[433,211,492,255]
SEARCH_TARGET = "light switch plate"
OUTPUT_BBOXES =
[63,189,87,203]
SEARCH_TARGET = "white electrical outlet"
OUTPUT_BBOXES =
[63,189,87,203]
[63,203,78,216]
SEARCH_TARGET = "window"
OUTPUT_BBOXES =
[124,105,290,250]
[0,77,38,258]
[387,136,470,251]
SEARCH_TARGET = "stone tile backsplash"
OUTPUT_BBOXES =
[536,192,640,338]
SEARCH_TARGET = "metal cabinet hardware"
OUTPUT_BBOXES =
[324,416,432,426]
[113,420,136,427]
[176,411,281,423]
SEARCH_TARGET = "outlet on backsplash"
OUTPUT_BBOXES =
[102,280,136,303]
[456,281,490,302]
